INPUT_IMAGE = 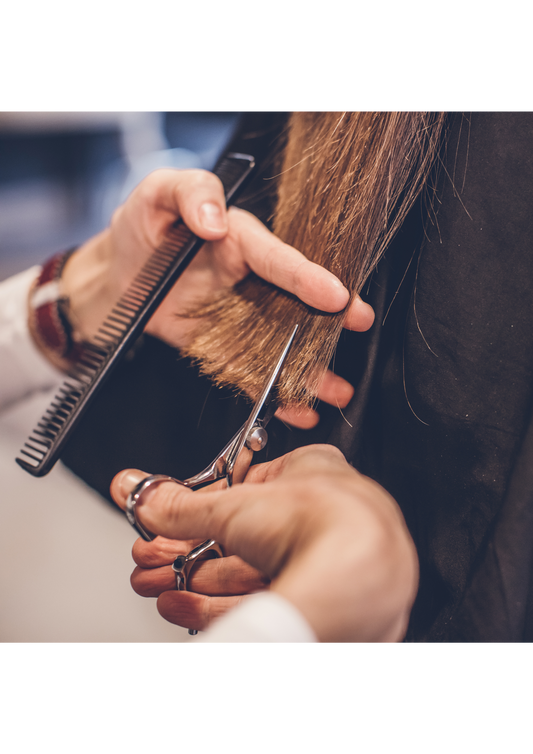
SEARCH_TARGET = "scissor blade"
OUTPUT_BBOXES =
[248,323,298,427]
[183,324,299,489]
[225,324,299,482]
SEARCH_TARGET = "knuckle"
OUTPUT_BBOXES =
[294,477,332,506]
[215,556,248,595]
[131,539,157,567]
[145,481,191,534]
[262,243,278,279]
[131,539,150,567]
[209,557,225,593]
[135,168,177,197]
[178,168,223,196]
[261,237,292,282]
[130,168,224,211]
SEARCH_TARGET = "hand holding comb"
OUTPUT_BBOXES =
[16,153,255,477]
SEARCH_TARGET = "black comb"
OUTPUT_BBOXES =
[16,152,255,476]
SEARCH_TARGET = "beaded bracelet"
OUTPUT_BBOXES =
[29,247,82,366]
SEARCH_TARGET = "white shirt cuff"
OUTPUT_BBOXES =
[196,591,318,643]
[0,266,63,410]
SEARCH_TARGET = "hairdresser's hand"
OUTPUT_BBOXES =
[108,169,374,344]
[111,446,418,642]
[60,169,374,428]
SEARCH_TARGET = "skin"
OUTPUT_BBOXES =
[55,168,375,428]
[111,446,419,642]
[31,166,414,639]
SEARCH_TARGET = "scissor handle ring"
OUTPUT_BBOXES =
[172,540,224,591]
[125,474,184,541]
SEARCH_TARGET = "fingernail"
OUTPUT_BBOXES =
[118,469,147,499]
[199,202,226,232]
[330,277,350,308]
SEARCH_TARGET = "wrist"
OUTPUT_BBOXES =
[60,229,115,343]
[28,248,84,372]
[28,229,115,373]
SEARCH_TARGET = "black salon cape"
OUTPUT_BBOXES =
[62,113,533,642]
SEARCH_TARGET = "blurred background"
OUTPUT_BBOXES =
[0,112,241,641]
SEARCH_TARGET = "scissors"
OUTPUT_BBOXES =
[125,324,298,634]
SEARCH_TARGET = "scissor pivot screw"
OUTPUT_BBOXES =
[246,425,268,452]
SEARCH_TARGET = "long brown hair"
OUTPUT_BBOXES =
[182,112,446,407]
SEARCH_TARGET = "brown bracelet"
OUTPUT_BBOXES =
[29,248,84,369]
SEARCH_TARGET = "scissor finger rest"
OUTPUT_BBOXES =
[173,540,224,635]
[172,540,224,590]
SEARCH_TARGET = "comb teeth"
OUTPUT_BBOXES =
[16,152,255,476]
[16,369,89,469]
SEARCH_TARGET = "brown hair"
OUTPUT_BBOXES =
[182,112,446,407]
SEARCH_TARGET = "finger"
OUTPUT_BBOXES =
[111,468,212,527]
[243,444,349,487]
[131,535,202,568]
[343,295,375,331]
[138,168,229,240]
[315,371,354,408]
[157,589,246,631]
[112,446,351,546]
[273,370,354,429]
[274,405,320,429]
[131,555,269,598]
[112,469,223,543]
[226,208,350,312]
[110,468,152,513]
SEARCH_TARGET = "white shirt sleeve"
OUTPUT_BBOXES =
[196,591,318,643]
[0,266,63,411]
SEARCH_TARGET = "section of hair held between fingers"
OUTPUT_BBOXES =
[181,112,446,409]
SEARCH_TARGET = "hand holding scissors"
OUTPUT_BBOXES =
[124,325,298,633]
